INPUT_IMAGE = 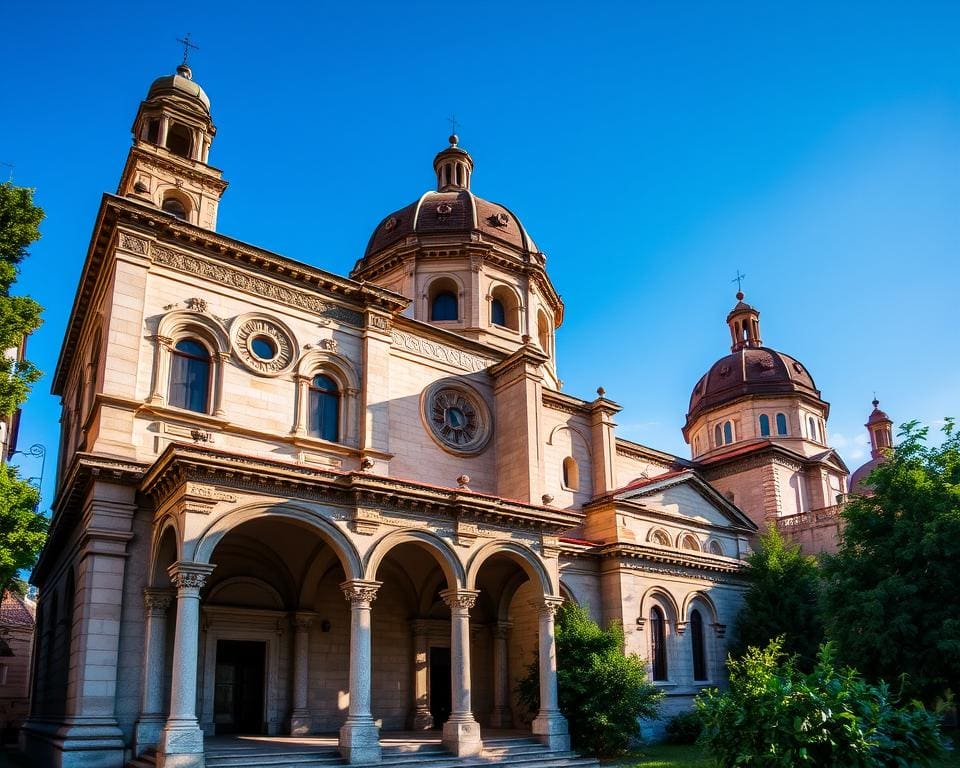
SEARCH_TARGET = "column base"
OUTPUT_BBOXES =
[339,717,381,764]
[289,710,311,736]
[532,710,570,752]
[488,706,513,729]
[442,716,482,757]
[135,714,167,754]
[157,718,205,768]
[412,708,434,730]
[20,719,126,768]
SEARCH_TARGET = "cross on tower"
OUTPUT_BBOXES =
[447,114,459,136]
[176,33,200,66]
[731,269,747,293]
[0,163,13,183]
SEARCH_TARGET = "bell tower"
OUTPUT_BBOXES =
[117,55,227,230]
[727,292,763,351]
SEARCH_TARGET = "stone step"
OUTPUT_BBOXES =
[206,751,599,768]
[125,748,158,768]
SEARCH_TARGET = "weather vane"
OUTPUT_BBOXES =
[176,33,199,67]
[731,269,746,293]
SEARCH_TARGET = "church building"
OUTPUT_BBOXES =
[24,61,849,768]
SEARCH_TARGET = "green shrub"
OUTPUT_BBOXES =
[517,602,663,757]
[696,638,945,767]
[665,709,703,745]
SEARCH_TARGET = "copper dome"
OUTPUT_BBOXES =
[147,65,211,114]
[359,190,539,264]
[686,346,820,423]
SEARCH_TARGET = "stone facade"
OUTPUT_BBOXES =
[23,61,868,767]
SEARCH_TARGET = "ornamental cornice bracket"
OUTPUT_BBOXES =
[351,506,382,536]
[455,518,479,548]
[540,533,560,560]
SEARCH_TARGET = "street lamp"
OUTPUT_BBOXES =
[8,443,46,508]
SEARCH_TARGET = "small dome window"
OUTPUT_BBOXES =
[162,196,188,220]
[776,412,788,436]
[759,414,771,437]
[490,285,520,331]
[166,123,193,158]
[144,118,160,145]
[428,278,459,322]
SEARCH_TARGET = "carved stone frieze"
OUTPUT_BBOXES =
[455,520,478,548]
[391,329,493,373]
[118,232,149,255]
[151,245,364,327]
[351,507,382,535]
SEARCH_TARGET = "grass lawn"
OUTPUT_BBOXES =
[609,733,960,767]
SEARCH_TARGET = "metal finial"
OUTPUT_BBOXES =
[176,32,200,67]
[731,269,746,294]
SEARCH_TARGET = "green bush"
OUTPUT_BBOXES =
[696,639,945,767]
[518,601,663,757]
[665,709,703,745]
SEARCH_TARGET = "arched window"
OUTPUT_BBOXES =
[818,420,825,443]
[723,421,733,445]
[776,412,788,435]
[714,424,722,447]
[144,118,160,145]
[691,609,707,681]
[708,540,724,556]
[166,123,193,158]
[562,456,579,491]
[169,339,211,413]
[162,196,187,220]
[759,414,770,437]
[808,416,817,441]
[537,310,550,353]
[491,298,506,326]
[680,534,700,551]
[308,374,340,442]
[650,606,668,681]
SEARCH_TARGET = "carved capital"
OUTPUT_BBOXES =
[675,621,688,636]
[143,588,174,613]
[340,579,382,608]
[531,595,564,618]
[292,612,316,632]
[440,588,480,613]
[167,561,216,593]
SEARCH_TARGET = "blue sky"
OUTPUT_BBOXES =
[3,1,958,507]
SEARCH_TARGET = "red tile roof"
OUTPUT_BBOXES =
[0,592,35,627]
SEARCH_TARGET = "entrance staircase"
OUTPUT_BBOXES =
[127,735,599,768]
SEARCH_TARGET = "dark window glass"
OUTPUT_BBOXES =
[166,123,192,158]
[714,424,722,447]
[723,421,733,445]
[809,417,817,441]
[491,298,506,327]
[691,609,707,681]
[651,606,668,681]
[251,335,276,360]
[162,197,187,219]
[431,291,458,321]
[776,413,788,435]
[145,119,160,144]
[759,414,770,437]
[309,374,339,442]
[169,339,210,413]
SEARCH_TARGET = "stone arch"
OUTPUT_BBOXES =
[424,273,466,323]
[558,580,580,606]
[365,528,464,589]
[639,586,680,621]
[296,348,359,391]
[466,540,555,596]
[156,310,230,355]
[298,543,345,607]
[191,502,362,581]
[676,530,702,551]
[488,282,522,331]
[149,515,181,586]
[681,590,719,623]
[546,424,592,457]
[647,527,672,547]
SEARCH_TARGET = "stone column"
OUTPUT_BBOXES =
[489,621,512,728]
[157,562,215,768]
[440,589,482,757]
[289,613,314,735]
[338,580,382,764]
[134,588,175,754]
[411,620,433,730]
[531,597,569,751]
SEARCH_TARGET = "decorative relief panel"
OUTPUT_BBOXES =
[391,329,493,373]
[231,314,297,376]
[151,245,364,327]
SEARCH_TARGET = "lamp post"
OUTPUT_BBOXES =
[8,443,46,509]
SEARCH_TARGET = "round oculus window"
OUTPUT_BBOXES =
[422,381,491,455]
[250,334,277,361]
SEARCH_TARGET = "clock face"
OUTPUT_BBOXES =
[422,382,491,455]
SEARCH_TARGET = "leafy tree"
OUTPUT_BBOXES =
[517,601,663,757]
[0,182,43,416]
[696,639,944,767]
[730,526,824,669]
[0,182,46,592]
[822,419,960,706]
